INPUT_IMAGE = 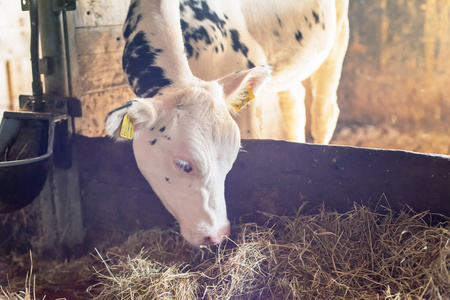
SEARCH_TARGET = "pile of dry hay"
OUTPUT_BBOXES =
[2,205,449,299]
[88,205,449,299]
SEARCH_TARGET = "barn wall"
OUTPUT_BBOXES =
[71,0,134,136]
[0,2,32,119]
[337,0,450,131]
[72,0,449,137]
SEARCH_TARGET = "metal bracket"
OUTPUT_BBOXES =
[39,57,54,76]
[21,0,30,11]
[19,95,82,117]
[21,0,76,11]
[52,0,76,12]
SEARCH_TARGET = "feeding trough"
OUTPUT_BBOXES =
[0,111,56,213]
[0,0,80,214]
[0,0,50,213]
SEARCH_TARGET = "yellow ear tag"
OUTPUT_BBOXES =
[232,85,255,112]
[120,114,134,139]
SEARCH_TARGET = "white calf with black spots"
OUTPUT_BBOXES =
[106,0,271,247]
[105,0,349,246]
[178,0,349,143]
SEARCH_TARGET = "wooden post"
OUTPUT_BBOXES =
[36,0,83,259]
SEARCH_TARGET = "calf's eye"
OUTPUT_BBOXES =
[173,157,193,173]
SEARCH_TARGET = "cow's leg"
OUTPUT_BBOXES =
[310,2,349,144]
[278,85,306,143]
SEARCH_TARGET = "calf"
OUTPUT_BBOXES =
[105,0,349,246]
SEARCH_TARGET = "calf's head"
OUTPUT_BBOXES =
[105,66,271,247]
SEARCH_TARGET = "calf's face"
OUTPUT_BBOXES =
[132,88,240,247]
[105,66,271,247]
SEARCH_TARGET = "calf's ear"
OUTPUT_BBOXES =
[105,99,160,141]
[217,65,272,112]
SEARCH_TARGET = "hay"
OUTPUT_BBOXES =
[1,205,448,299]
[1,252,36,300]
[88,205,450,300]
[1,244,99,300]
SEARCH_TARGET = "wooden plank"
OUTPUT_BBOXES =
[74,26,127,94]
[0,1,28,28]
[67,11,134,137]
[227,140,450,219]
[0,0,30,60]
[39,161,84,258]
[76,86,135,137]
[77,50,128,94]
[7,59,32,111]
[0,27,30,60]
[65,10,82,98]
[75,136,450,248]
[74,0,130,28]
[75,26,124,56]
[0,63,10,116]
[0,0,30,120]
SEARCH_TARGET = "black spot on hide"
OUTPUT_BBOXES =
[304,16,312,29]
[122,31,172,98]
[184,25,212,46]
[181,19,189,31]
[180,1,232,59]
[181,1,227,37]
[277,15,283,27]
[312,10,320,24]
[230,29,249,57]
[295,30,303,43]
[123,2,140,39]
[185,42,194,58]
[150,139,157,145]
[159,126,166,132]
[179,3,185,13]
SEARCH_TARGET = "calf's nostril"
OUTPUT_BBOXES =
[203,236,215,246]
[207,235,227,245]
[200,225,231,246]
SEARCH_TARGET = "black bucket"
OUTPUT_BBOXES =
[0,111,55,213]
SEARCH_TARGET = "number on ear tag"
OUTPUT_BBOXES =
[120,114,134,139]
[232,86,255,112]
